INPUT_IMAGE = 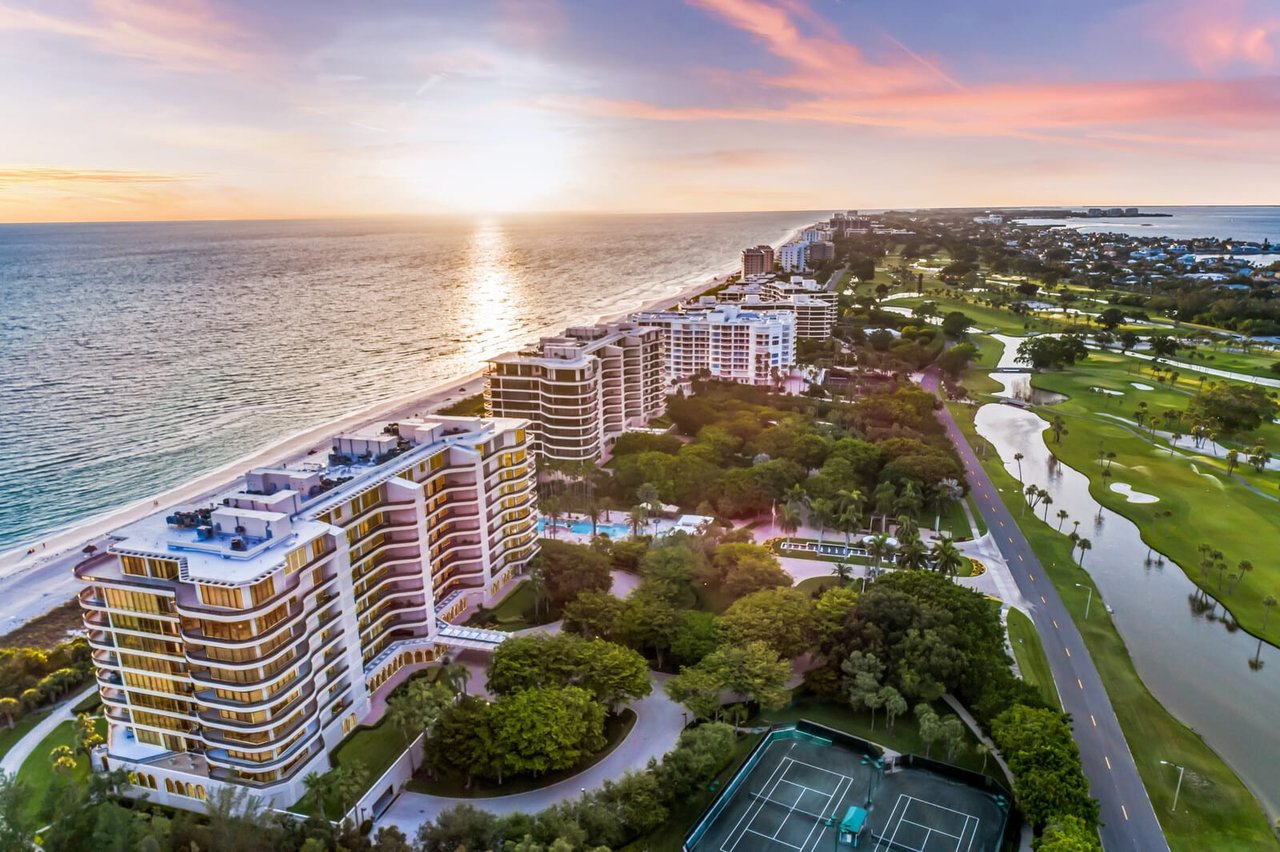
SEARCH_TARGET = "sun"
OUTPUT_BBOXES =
[417,114,573,213]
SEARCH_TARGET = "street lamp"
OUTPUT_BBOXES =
[1159,761,1185,813]
[1074,583,1093,619]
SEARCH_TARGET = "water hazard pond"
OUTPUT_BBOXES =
[973,335,1280,817]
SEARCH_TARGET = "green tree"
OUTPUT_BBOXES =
[1035,815,1101,851]
[492,686,607,781]
[487,634,650,710]
[929,536,965,578]
[718,588,818,660]
[562,590,624,639]
[700,641,790,711]
[386,678,454,769]
[665,664,725,721]
[708,542,790,599]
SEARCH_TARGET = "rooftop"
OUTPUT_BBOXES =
[106,415,525,586]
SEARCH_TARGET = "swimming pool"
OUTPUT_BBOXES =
[536,518,634,538]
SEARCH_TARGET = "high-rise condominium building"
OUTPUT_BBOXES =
[485,322,665,463]
[77,415,537,810]
[741,244,774,278]
[762,276,836,305]
[630,303,795,386]
[779,241,809,273]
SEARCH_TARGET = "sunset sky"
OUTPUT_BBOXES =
[2,0,1279,222]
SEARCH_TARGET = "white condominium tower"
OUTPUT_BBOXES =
[76,415,537,810]
[630,303,796,386]
[485,322,665,463]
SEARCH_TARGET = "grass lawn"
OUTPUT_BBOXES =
[949,403,1277,851]
[795,576,840,596]
[405,709,636,797]
[293,719,413,818]
[15,716,106,826]
[0,709,52,763]
[1005,609,1059,710]
[622,730,764,852]
[466,581,554,632]
[1025,350,1280,640]
[891,294,1061,337]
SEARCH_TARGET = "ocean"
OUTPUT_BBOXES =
[1015,205,1280,245]
[0,212,816,550]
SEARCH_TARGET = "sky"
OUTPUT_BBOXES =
[1,0,1279,222]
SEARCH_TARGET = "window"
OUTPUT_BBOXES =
[104,587,173,616]
[198,584,242,609]
[121,555,147,576]
[249,576,276,607]
[285,546,308,574]
[147,558,179,579]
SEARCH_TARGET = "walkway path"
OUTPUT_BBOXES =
[0,684,97,777]
[922,368,1168,852]
[372,673,685,837]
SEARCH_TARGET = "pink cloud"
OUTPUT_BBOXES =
[0,0,254,72]
[555,0,1280,158]
[1141,0,1279,72]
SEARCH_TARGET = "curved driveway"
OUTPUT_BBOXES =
[924,369,1167,852]
[372,673,684,837]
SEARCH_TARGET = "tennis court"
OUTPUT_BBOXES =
[700,736,865,852]
[685,723,1010,852]
[869,794,982,852]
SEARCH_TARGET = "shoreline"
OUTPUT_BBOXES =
[0,224,805,588]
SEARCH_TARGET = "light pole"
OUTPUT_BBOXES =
[1159,761,1185,813]
[1074,583,1093,619]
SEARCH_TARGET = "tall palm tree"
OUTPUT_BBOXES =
[897,535,928,571]
[1013,452,1024,482]
[778,503,802,539]
[836,488,865,532]
[866,533,892,573]
[628,505,647,537]
[1075,537,1092,566]
[809,497,836,545]
[1231,560,1253,594]
[1040,493,1053,522]
[931,478,962,533]
[873,482,897,532]
[1056,509,1069,532]
[836,507,861,549]
[895,480,924,520]
[1263,595,1278,633]
[438,660,471,696]
[930,536,964,579]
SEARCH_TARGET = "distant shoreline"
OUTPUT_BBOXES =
[0,223,805,581]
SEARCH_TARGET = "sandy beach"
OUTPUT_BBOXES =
[0,225,806,628]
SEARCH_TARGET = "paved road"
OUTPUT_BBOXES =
[923,369,1168,852]
[372,673,685,837]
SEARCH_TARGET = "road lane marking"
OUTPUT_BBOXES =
[1077,678,1084,690]
[1090,714,1097,726]
[1029,573,1035,581]
[1041,595,1047,604]
[1017,554,1024,562]
[1105,755,1112,770]
[1052,619,1059,629]
[1121,805,1129,821]
[1008,537,1014,544]
[1065,647,1071,657]
[999,521,1005,528]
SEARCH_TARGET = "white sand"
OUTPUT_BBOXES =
[1091,386,1124,396]
[1130,382,1155,390]
[1109,482,1160,503]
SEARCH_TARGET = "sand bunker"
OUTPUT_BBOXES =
[1110,482,1160,503]
[1131,382,1154,390]
[1091,386,1124,396]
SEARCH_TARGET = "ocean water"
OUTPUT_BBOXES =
[1015,205,1280,244]
[0,212,815,550]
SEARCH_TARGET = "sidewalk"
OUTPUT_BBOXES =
[0,684,97,777]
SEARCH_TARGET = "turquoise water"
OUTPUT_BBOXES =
[537,518,633,538]
[0,212,816,549]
